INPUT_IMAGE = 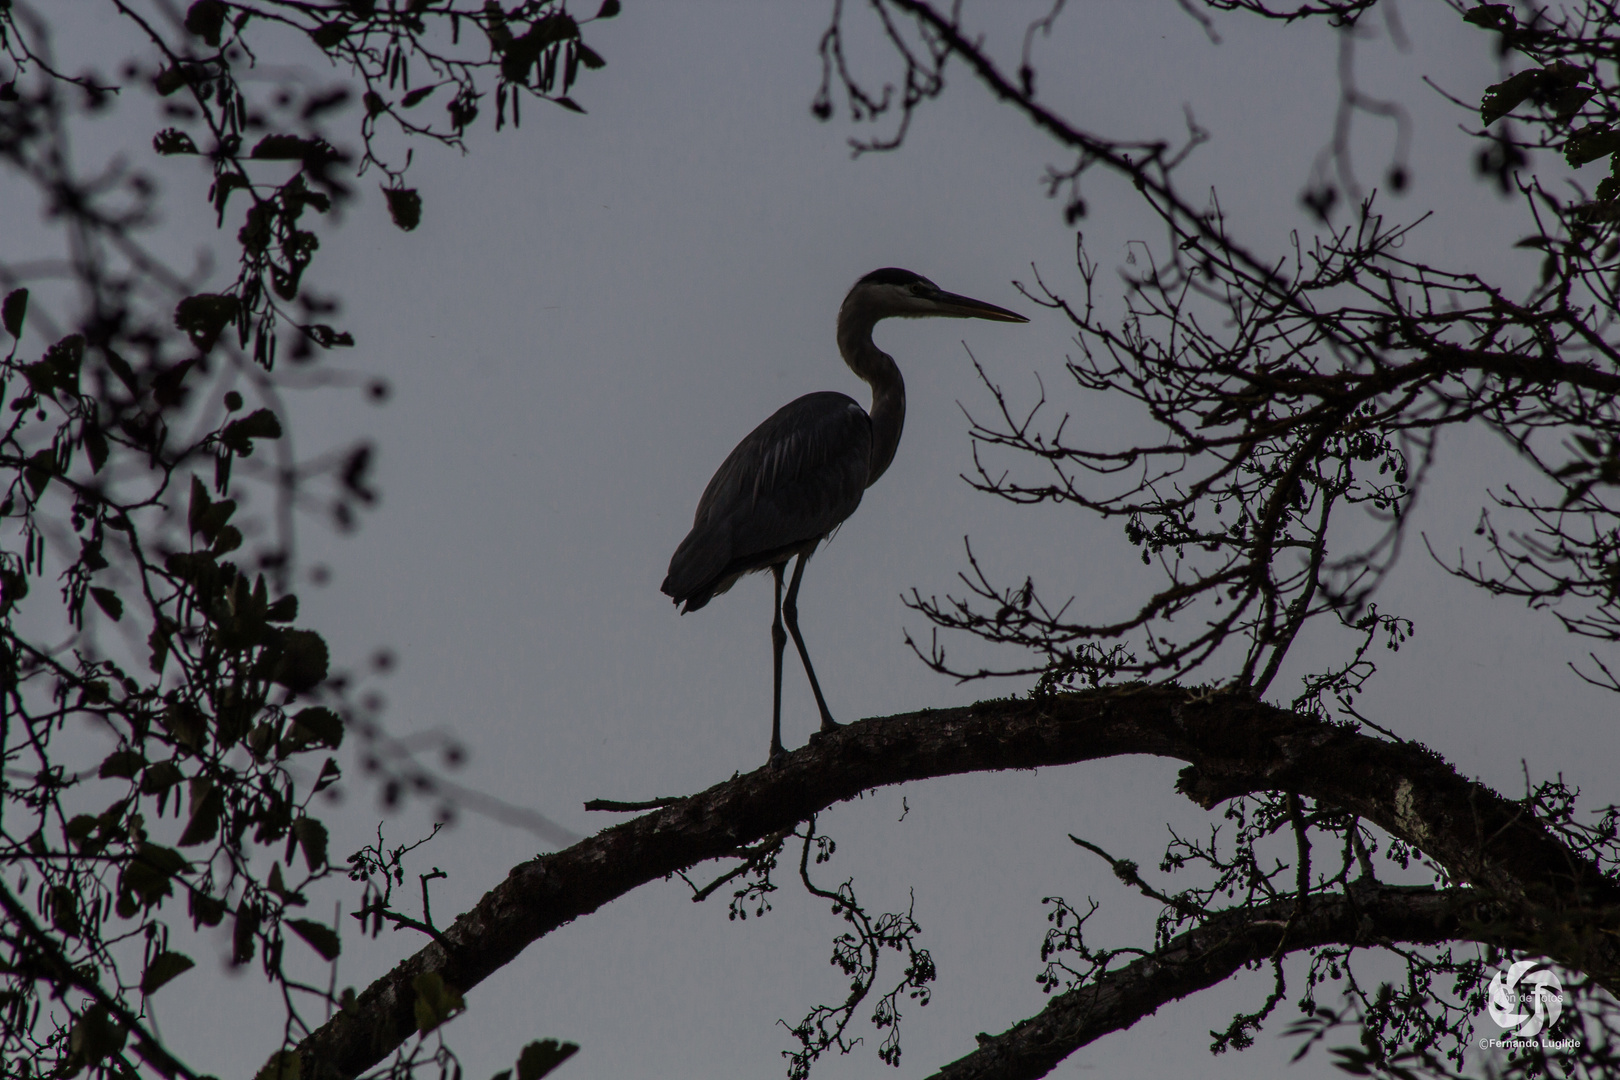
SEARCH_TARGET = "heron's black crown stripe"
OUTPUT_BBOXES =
[856,267,930,287]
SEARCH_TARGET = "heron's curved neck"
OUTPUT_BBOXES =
[837,307,905,487]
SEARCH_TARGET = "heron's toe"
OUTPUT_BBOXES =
[807,725,840,748]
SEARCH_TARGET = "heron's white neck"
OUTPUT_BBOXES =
[837,306,906,487]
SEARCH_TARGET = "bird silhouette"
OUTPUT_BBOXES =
[663,268,1027,759]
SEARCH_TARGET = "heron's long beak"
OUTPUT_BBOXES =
[932,290,1030,323]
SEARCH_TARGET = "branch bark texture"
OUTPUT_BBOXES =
[298,685,1620,1078]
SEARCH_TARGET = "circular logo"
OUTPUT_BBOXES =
[1487,959,1564,1037]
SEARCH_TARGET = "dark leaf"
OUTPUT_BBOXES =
[251,134,339,165]
[500,15,579,83]
[84,425,109,472]
[90,587,124,622]
[24,450,53,497]
[311,21,352,49]
[267,860,289,897]
[1463,4,1512,28]
[211,172,250,217]
[576,44,605,70]
[1565,124,1620,167]
[555,97,586,114]
[141,950,196,994]
[190,889,227,928]
[266,860,309,905]
[174,293,241,352]
[140,761,184,794]
[401,84,437,108]
[148,627,171,675]
[188,476,212,536]
[596,0,620,16]
[49,885,81,935]
[68,1005,126,1067]
[251,133,308,159]
[384,186,423,231]
[196,496,238,543]
[179,783,224,846]
[25,334,84,398]
[447,92,479,130]
[1,287,26,339]
[46,333,84,388]
[287,918,342,960]
[0,568,27,617]
[184,0,228,45]
[294,815,329,870]
[1481,69,1539,127]
[80,543,110,579]
[239,205,273,256]
[98,748,144,779]
[212,524,243,554]
[248,720,278,759]
[22,360,56,398]
[154,65,196,96]
[233,899,261,964]
[105,347,139,392]
[304,324,356,349]
[273,628,329,692]
[122,843,189,908]
[222,407,284,455]
[313,756,342,793]
[291,706,344,749]
[517,1040,580,1080]
[1548,83,1597,122]
[159,702,207,750]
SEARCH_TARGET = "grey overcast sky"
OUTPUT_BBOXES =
[24,1,1620,1077]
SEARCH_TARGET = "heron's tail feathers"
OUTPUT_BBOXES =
[662,524,731,613]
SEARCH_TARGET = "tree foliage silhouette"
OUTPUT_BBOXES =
[1,1,607,1076]
[8,3,1620,1080]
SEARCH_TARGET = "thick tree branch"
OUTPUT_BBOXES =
[297,685,1620,1078]
[926,883,1476,1080]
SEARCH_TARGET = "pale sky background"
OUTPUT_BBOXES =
[16,2,1620,1078]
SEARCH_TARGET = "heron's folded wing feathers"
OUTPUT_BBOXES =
[662,392,871,605]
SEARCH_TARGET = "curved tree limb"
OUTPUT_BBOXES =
[297,685,1620,1078]
[926,883,1478,1080]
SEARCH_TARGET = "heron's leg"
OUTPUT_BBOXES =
[770,564,788,760]
[783,550,839,732]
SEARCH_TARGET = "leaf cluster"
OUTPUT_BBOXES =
[0,1,607,1076]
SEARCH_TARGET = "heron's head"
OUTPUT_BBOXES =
[843,267,1029,325]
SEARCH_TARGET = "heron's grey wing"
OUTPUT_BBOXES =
[662,391,871,610]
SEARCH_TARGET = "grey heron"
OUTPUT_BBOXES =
[661,268,1028,760]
